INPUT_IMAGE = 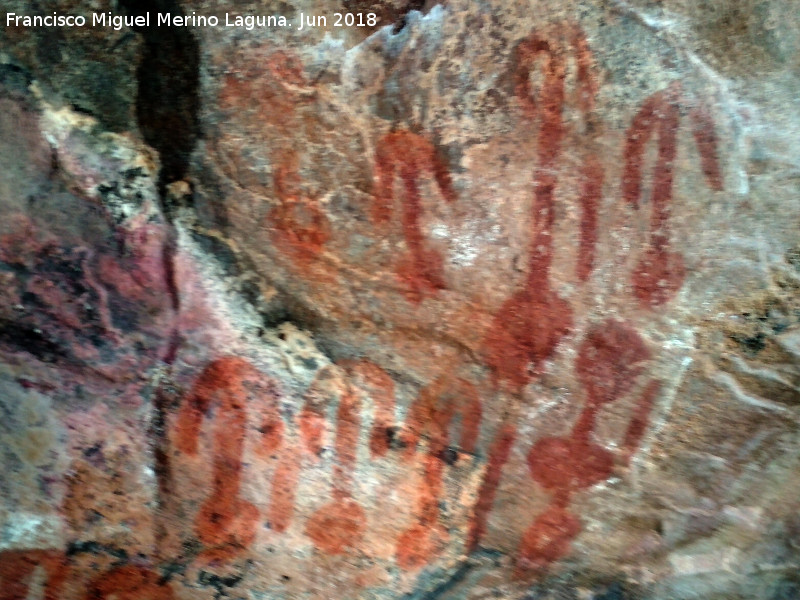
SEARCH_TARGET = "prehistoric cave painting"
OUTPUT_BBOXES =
[517,320,659,574]
[268,151,333,278]
[471,28,603,550]
[217,49,332,277]
[395,377,483,569]
[218,50,313,141]
[0,549,69,600]
[578,156,604,283]
[303,360,397,554]
[372,130,458,303]
[252,372,301,536]
[173,356,267,559]
[484,25,601,393]
[303,377,367,554]
[298,360,485,568]
[467,423,518,552]
[0,550,174,600]
[347,360,398,459]
[623,84,724,307]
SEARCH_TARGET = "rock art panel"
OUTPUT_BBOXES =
[2,1,799,599]
[173,357,272,559]
[299,360,485,566]
[395,376,482,568]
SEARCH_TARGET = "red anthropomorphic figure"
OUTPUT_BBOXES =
[623,83,723,307]
[372,130,458,302]
[395,377,482,569]
[173,357,266,560]
[517,320,660,574]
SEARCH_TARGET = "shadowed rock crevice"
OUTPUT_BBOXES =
[119,0,200,207]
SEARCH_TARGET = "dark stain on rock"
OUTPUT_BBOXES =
[786,246,800,271]
[591,580,630,600]
[65,540,129,562]
[731,331,767,354]
[0,318,67,363]
[197,569,245,591]
[0,63,33,97]
[440,446,458,465]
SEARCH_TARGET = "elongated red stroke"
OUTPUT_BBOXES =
[373,130,457,302]
[689,103,724,192]
[304,360,397,555]
[340,359,397,458]
[252,375,300,535]
[467,423,517,552]
[578,156,604,282]
[304,386,367,555]
[299,364,485,566]
[269,151,332,276]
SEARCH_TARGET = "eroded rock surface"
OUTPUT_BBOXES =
[1,1,798,598]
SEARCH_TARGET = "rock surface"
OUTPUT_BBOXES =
[1,1,798,598]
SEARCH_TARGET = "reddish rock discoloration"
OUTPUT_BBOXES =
[218,49,332,278]
[0,549,69,600]
[0,551,172,600]
[269,151,332,277]
[84,565,175,600]
[689,103,725,193]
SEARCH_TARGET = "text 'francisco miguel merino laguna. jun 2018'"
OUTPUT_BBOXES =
[5,11,380,31]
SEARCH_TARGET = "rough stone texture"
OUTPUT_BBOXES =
[0,1,798,599]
